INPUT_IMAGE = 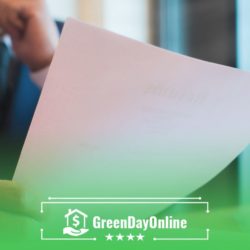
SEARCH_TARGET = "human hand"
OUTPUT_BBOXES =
[0,180,40,241]
[0,0,59,71]
[0,180,25,214]
[0,179,41,218]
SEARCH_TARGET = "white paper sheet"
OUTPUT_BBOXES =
[14,19,250,212]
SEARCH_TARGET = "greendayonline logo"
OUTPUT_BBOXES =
[64,209,89,237]
[40,197,210,242]
[63,209,187,237]
[93,214,188,231]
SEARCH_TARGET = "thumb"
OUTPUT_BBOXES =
[0,181,41,221]
[0,181,23,211]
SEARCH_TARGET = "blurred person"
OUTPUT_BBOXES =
[0,0,59,83]
[0,0,62,236]
[0,0,61,180]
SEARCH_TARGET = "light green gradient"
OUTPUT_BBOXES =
[1,202,250,250]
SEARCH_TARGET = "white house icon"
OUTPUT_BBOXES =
[64,209,89,237]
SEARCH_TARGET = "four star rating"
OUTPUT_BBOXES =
[105,233,144,241]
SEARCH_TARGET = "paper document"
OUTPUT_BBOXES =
[14,19,250,212]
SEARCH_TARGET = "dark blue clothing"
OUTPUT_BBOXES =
[0,22,63,179]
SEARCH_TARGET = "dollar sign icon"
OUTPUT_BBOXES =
[73,215,80,228]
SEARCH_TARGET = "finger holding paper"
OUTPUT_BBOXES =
[0,180,40,241]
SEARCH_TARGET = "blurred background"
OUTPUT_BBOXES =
[2,0,250,208]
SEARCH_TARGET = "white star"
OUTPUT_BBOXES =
[127,233,134,241]
[105,233,113,241]
[137,233,144,241]
[116,233,124,241]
